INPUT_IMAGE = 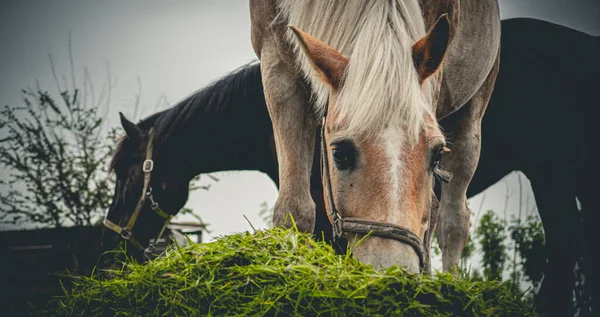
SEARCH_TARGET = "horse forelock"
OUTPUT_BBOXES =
[279,0,435,142]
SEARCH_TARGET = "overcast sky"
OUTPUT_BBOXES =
[1,0,599,271]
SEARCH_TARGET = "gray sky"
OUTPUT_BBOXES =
[1,0,599,270]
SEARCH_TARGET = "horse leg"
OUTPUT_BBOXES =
[530,178,578,317]
[576,116,598,314]
[250,3,317,232]
[436,53,500,272]
[580,197,598,315]
[261,54,317,232]
[578,178,597,314]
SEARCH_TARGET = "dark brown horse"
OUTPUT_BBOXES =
[103,18,598,315]
[465,19,599,316]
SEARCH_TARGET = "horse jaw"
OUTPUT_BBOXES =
[350,236,420,273]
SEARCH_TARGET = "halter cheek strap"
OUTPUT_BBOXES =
[320,114,343,238]
[103,128,173,253]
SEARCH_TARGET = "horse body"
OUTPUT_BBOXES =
[250,0,499,272]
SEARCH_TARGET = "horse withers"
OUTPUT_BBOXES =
[250,0,500,272]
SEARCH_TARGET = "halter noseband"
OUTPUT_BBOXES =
[320,111,452,272]
[103,128,173,255]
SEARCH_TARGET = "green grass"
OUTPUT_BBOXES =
[53,227,537,316]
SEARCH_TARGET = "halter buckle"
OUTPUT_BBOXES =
[145,243,155,254]
[332,217,343,240]
[151,201,159,210]
[143,159,154,172]
[120,228,133,241]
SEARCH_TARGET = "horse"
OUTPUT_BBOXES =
[250,0,500,273]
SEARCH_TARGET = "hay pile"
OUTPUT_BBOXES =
[56,228,537,316]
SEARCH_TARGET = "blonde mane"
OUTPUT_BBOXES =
[278,0,433,141]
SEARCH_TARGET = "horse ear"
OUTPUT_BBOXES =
[289,25,348,90]
[119,112,142,140]
[412,14,450,84]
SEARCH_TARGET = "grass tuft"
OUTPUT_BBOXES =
[54,228,537,316]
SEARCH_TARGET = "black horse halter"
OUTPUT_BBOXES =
[320,111,452,272]
[103,129,173,255]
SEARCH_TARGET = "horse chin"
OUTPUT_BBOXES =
[350,236,420,274]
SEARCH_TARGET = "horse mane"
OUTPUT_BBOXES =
[109,61,263,172]
[152,61,262,145]
[108,136,127,174]
[278,0,433,141]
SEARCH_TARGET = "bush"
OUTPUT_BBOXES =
[475,210,508,281]
[0,88,116,227]
[54,227,537,316]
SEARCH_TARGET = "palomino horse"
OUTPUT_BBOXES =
[250,0,500,272]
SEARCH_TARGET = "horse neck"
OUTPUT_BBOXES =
[152,64,277,183]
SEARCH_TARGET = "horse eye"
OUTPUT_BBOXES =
[332,141,356,171]
[430,146,444,171]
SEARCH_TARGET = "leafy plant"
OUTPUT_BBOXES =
[0,88,117,227]
[509,215,546,289]
[475,210,508,280]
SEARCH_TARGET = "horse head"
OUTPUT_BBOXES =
[289,15,451,273]
[101,113,191,263]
